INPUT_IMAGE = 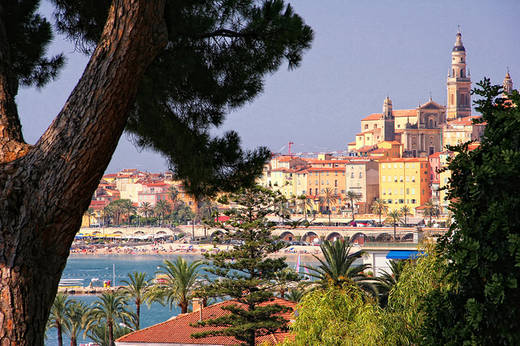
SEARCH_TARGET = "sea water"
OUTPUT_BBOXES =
[45,254,314,345]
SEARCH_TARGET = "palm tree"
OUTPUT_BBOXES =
[306,240,371,290]
[168,185,179,208]
[401,205,411,226]
[154,257,203,313]
[423,199,440,226]
[120,272,154,330]
[63,300,87,346]
[371,198,388,226]
[47,293,71,346]
[297,195,308,221]
[321,187,338,225]
[387,209,402,241]
[86,208,96,227]
[375,260,408,308]
[345,190,362,222]
[286,289,305,303]
[84,292,135,346]
[85,323,133,346]
[155,199,172,225]
[139,202,153,224]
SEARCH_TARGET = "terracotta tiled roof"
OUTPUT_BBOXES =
[361,109,416,122]
[305,167,346,172]
[447,115,482,126]
[116,298,296,345]
[379,157,429,163]
[393,109,416,117]
[429,152,442,158]
[361,113,382,121]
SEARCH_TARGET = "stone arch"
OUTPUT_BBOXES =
[302,231,318,243]
[402,232,414,241]
[210,230,224,240]
[326,232,344,242]
[279,231,295,242]
[350,232,367,244]
[156,230,167,235]
[376,232,393,242]
[134,231,145,235]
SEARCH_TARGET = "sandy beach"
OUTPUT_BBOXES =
[70,241,324,261]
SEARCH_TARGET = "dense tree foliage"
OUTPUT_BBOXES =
[422,80,520,344]
[288,283,386,345]
[192,186,293,345]
[50,0,313,198]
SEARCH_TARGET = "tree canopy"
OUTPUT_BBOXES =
[48,0,313,198]
[423,80,520,344]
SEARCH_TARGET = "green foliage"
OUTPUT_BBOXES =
[290,283,386,345]
[154,257,203,314]
[104,199,135,225]
[307,240,372,292]
[120,272,155,330]
[84,323,132,346]
[62,300,88,346]
[51,0,313,199]
[4,1,64,90]
[387,245,450,344]
[423,80,520,344]
[84,292,136,346]
[192,186,293,345]
[374,260,407,308]
[46,293,71,346]
[371,198,387,225]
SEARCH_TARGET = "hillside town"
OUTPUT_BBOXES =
[85,32,514,230]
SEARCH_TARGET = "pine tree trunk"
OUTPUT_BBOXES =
[0,1,167,345]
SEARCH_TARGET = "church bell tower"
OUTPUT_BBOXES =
[447,30,471,120]
[383,96,395,141]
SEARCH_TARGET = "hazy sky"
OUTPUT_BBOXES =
[17,0,520,173]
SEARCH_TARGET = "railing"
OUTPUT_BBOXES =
[361,242,419,248]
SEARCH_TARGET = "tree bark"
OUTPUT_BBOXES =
[0,0,167,344]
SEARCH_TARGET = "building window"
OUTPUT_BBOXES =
[411,199,416,204]
[365,124,369,129]
[411,188,415,195]
[334,180,338,187]
[382,176,386,182]
[351,173,354,178]
[399,199,404,203]
[359,172,362,178]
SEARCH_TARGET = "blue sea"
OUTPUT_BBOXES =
[45,254,314,345]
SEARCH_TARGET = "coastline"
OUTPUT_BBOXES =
[69,242,323,261]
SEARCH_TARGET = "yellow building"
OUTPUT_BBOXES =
[378,157,431,214]
[438,152,452,214]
